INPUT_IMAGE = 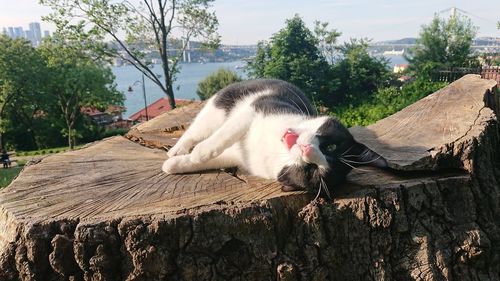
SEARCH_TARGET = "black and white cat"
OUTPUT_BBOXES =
[162,79,387,196]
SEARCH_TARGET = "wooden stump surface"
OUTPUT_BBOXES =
[0,74,498,281]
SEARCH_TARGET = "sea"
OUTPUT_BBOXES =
[114,55,407,118]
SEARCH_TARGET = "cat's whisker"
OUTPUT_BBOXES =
[313,182,322,201]
[340,145,356,156]
[286,86,311,116]
[339,159,370,172]
[342,147,374,159]
[286,98,306,115]
[340,155,382,165]
[320,177,332,200]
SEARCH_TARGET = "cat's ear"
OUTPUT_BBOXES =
[344,142,388,169]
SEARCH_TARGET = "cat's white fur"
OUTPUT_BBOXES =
[162,90,329,179]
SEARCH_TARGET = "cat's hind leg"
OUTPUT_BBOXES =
[167,97,226,157]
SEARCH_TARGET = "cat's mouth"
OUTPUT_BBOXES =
[282,129,299,150]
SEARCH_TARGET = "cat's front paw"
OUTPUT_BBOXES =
[189,143,219,164]
[167,141,191,157]
[162,156,187,174]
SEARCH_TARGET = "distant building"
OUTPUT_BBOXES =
[129,98,197,123]
[81,105,126,126]
[43,30,50,38]
[2,22,46,47]
[13,27,23,39]
[393,64,409,73]
[25,30,34,45]
[81,107,113,126]
[29,22,42,46]
[7,27,14,38]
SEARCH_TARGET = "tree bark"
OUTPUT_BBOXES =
[0,75,498,281]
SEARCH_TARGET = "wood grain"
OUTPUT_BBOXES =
[0,75,498,281]
[351,74,498,170]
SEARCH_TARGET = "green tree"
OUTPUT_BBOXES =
[40,42,124,149]
[197,68,242,100]
[245,41,269,79]
[405,15,478,77]
[246,15,332,104]
[40,0,220,110]
[0,35,49,150]
[313,20,342,64]
[330,39,391,104]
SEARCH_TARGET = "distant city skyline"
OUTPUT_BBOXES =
[0,0,499,45]
[2,21,49,47]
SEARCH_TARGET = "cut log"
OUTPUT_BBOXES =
[352,75,498,171]
[0,75,499,281]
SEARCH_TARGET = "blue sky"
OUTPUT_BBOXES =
[1,0,499,44]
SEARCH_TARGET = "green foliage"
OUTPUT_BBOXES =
[39,39,124,148]
[40,0,220,109]
[246,15,392,108]
[246,15,332,104]
[332,79,448,127]
[101,128,129,139]
[0,35,51,150]
[329,39,392,105]
[0,34,124,151]
[313,20,341,64]
[0,166,22,188]
[17,145,84,157]
[405,15,478,78]
[197,68,242,100]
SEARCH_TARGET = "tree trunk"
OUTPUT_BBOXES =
[67,126,74,150]
[0,75,498,281]
[166,81,176,110]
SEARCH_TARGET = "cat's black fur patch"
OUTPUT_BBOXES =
[316,117,353,145]
[277,116,386,196]
[277,160,350,194]
[214,79,316,116]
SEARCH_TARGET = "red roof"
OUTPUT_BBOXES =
[128,98,196,122]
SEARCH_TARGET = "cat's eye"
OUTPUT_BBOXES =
[324,144,336,153]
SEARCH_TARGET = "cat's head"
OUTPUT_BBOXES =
[277,117,387,197]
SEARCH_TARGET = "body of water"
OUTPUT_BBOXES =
[114,61,246,118]
[114,55,407,118]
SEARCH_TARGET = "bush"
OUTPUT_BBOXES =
[196,68,242,100]
[332,79,448,127]
[101,128,129,139]
[328,39,393,105]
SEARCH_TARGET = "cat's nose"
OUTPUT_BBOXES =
[299,144,313,157]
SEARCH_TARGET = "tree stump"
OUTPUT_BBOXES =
[0,75,498,281]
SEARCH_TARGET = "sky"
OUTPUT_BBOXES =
[1,0,499,45]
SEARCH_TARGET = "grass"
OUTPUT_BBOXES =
[0,166,23,188]
[16,144,85,157]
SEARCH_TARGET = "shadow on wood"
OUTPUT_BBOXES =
[0,75,498,281]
